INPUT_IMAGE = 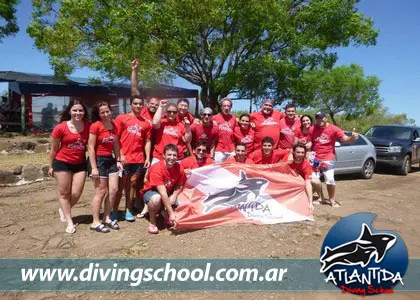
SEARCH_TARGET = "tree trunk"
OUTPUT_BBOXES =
[329,112,337,125]
[200,84,220,113]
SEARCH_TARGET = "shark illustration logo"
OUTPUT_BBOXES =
[202,170,268,213]
[320,224,396,272]
[319,213,408,296]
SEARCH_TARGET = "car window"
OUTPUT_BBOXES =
[352,136,367,146]
[365,126,412,140]
[413,130,419,140]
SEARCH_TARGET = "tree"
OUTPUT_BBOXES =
[28,0,378,111]
[293,64,381,124]
[0,0,19,42]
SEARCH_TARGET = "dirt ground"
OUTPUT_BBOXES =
[1,167,419,299]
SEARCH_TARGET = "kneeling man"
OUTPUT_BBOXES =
[142,144,186,234]
[181,141,215,175]
[249,137,291,164]
[288,145,314,212]
[226,143,255,164]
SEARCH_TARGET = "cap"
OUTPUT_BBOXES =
[201,107,213,115]
[315,111,326,118]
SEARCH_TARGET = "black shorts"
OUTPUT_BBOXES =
[88,156,119,178]
[53,159,87,173]
[123,163,145,176]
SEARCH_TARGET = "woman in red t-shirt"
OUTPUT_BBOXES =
[297,115,313,151]
[49,100,90,234]
[88,102,123,233]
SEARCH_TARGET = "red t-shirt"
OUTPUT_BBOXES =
[234,127,255,156]
[309,124,345,160]
[289,160,313,180]
[114,114,152,163]
[250,111,284,148]
[140,106,154,122]
[225,156,255,164]
[191,123,218,150]
[52,120,90,164]
[177,112,195,124]
[296,126,313,146]
[89,121,117,156]
[153,119,187,160]
[249,149,289,164]
[278,117,301,149]
[181,156,214,170]
[213,113,236,152]
[142,160,186,194]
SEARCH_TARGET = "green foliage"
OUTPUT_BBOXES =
[28,0,378,111]
[300,104,416,133]
[0,0,19,42]
[231,110,250,118]
[293,64,381,124]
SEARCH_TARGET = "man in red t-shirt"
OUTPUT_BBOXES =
[114,95,152,222]
[309,111,358,208]
[226,143,255,164]
[181,141,215,175]
[142,144,186,234]
[176,98,196,156]
[131,59,159,123]
[278,103,301,150]
[287,145,314,212]
[250,99,284,149]
[191,107,218,157]
[152,100,192,164]
[234,114,255,156]
[213,97,236,162]
[249,137,291,164]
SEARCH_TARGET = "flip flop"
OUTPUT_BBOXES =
[90,224,110,233]
[330,200,341,208]
[136,212,148,219]
[65,225,76,234]
[58,208,66,223]
[148,224,159,234]
[104,220,120,230]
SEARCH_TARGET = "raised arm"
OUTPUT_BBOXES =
[131,59,140,96]
[152,99,167,129]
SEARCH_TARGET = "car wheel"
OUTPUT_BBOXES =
[398,155,411,176]
[360,158,375,179]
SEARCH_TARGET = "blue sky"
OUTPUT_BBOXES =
[1,0,419,125]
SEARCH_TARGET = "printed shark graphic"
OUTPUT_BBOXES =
[202,170,268,213]
[320,224,397,273]
[321,245,377,273]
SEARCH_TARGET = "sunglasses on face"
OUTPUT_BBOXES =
[167,110,177,114]
[202,113,212,116]
[196,148,206,153]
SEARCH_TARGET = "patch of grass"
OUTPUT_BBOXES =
[0,153,49,171]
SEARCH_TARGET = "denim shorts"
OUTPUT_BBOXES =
[143,190,160,204]
[123,163,145,176]
[88,156,118,178]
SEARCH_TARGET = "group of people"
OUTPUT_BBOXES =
[49,59,358,235]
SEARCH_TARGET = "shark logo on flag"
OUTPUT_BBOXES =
[174,163,314,230]
[202,170,268,213]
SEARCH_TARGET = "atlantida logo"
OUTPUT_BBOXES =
[320,213,408,296]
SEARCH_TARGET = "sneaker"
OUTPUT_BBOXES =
[125,211,135,222]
